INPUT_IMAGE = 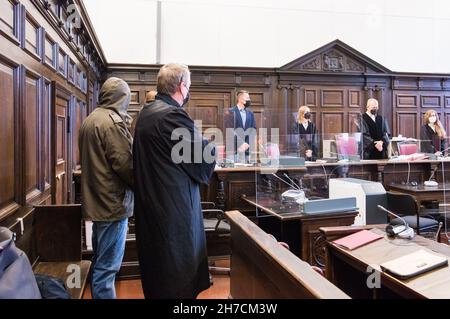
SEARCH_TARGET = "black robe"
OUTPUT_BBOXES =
[361,113,390,159]
[420,124,445,154]
[133,93,216,299]
[292,122,318,160]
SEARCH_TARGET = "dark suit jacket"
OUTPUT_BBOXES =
[228,106,257,150]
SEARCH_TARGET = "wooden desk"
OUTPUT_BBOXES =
[209,160,450,214]
[324,228,450,299]
[389,183,450,206]
[389,183,450,233]
[242,194,358,266]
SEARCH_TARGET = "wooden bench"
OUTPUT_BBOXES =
[225,210,350,299]
[32,205,91,299]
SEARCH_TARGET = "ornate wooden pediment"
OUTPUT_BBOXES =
[279,39,390,74]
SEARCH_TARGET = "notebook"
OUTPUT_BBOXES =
[380,250,448,280]
[333,230,383,250]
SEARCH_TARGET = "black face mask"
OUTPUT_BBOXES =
[182,93,190,108]
[370,109,377,115]
[304,112,311,120]
[244,100,251,108]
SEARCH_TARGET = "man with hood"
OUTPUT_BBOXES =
[133,63,216,298]
[79,77,133,299]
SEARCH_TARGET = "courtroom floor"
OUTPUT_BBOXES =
[83,259,230,299]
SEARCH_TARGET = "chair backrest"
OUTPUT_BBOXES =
[398,143,418,155]
[264,143,280,160]
[386,191,419,217]
[336,136,358,157]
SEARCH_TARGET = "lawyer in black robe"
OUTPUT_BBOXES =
[361,113,391,159]
[420,124,445,154]
[133,92,216,299]
[293,122,318,160]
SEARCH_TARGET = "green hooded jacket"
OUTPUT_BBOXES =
[79,77,133,221]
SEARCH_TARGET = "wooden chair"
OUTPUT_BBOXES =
[32,205,91,299]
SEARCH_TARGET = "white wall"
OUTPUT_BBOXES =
[84,0,450,73]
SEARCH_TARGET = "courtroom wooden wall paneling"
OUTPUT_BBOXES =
[0,0,105,272]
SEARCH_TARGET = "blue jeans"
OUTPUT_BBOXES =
[91,218,128,299]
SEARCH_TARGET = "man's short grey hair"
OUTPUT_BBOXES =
[157,63,191,95]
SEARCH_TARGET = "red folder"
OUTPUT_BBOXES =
[333,230,383,250]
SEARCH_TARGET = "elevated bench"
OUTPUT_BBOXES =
[225,210,350,299]
[32,205,91,299]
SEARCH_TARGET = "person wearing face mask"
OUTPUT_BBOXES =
[293,105,318,160]
[361,98,391,159]
[133,63,216,299]
[229,90,257,161]
[420,110,447,155]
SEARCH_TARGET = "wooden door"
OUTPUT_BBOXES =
[51,83,71,204]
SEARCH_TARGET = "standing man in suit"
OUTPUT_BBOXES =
[361,98,391,159]
[229,90,257,162]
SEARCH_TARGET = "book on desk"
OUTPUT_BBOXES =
[332,230,383,250]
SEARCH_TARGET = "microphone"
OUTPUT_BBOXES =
[377,205,415,239]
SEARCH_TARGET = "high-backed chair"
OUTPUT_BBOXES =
[385,191,440,237]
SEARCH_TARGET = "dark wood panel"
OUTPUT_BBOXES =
[68,58,75,84]
[53,89,70,205]
[322,90,345,107]
[130,90,140,105]
[57,47,67,78]
[43,80,51,189]
[321,112,344,135]
[0,0,104,225]
[348,112,361,133]
[0,0,19,44]
[397,112,418,138]
[445,96,450,108]
[72,99,86,171]
[396,93,418,108]
[24,70,40,199]
[0,59,17,216]
[23,10,41,60]
[349,90,361,108]
[421,94,442,108]
[44,32,56,69]
[304,89,317,107]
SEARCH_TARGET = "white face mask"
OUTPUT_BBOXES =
[429,116,437,124]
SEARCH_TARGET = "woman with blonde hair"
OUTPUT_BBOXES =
[294,105,318,160]
[420,110,447,155]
